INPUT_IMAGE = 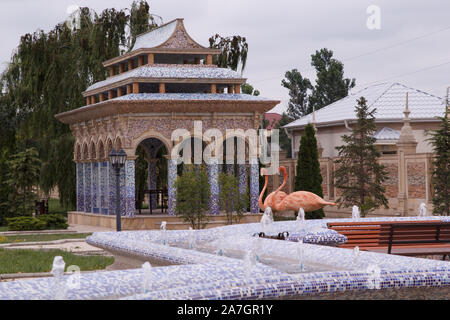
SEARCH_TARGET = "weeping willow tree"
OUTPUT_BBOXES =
[1,0,249,214]
[209,34,248,73]
[0,1,159,210]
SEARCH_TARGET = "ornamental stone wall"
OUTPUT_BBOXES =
[278,152,435,217]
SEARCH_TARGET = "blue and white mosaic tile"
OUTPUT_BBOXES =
[0,216,448,300]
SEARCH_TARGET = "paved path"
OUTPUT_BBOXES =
[1,239,104,254]
[0,224,111,236]
[67,224,112,233]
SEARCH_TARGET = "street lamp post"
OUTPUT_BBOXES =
[109,149,127,232]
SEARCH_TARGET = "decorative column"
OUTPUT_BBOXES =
[167,156,177,216]
[396,93,418,216]
[92,162,99,213]
[249,157,260,213]
[226,164,235,176]
[119,164,126,216]
[138,55,144,67]
[133,82,139,94]
[148,53,154,65]
[76,162,84,212]
[238,163,248,212]
[207,158,220,215]
[108,161,116,215]
[147,159,158,209]
[84,162,92,213]
[100,161,108,214]
[206,54,212,65]
[124,159,136,217]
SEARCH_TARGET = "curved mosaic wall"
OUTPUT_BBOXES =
[0,216,448,300]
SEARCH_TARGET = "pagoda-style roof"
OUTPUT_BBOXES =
[103,18,220,68]
[55,93,280,124]
[83,64,245,96]
[55,18,280,125]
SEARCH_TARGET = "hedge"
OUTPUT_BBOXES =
[6,214,68,231]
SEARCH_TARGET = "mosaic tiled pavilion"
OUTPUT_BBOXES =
[55,19,279,226]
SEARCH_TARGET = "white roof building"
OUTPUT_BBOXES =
[284,83,446,158]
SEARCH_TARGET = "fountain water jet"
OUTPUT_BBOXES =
[141,262,152,294]
[352,246,360,267]
[297,239,304,272]
[261,207,273,234]
[160,221,168,245]
[418,203,428,217]
[352,206,360,220]
[51,256,66,300]
[188,227,196,249]
[296,207,306,232]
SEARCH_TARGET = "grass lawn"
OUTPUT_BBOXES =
[0,248,114,274]
[0,226,8,232]
[0,233,92,244]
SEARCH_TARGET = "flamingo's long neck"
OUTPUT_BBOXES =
[272,166,288,211]
[258,172,268,211]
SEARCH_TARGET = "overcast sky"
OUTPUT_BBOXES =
[1,0,449,113]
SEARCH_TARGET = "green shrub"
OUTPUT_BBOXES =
[38,214,68,229]
[6,217,47,231]
[6,214,68,231]
[218,172,248,224]
[175,165,210,229]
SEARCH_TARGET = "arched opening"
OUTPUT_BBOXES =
[98,139,105,160]
[75,143,82,161]
[89,141,96,160]
[176,136,207,175]
[135,137,169,214]
[115,136,122,150]
[82,143,89,161]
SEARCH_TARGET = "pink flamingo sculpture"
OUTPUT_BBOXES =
[258,166,288,211]
[272,170,337,212]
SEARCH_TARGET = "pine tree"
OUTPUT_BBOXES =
[281,69,312,119]
[294,124,324,219]
[276,113,294,158]
[309,48,356,111]
[334,97,388,217]
[5,148,41,217]
[428,108,450,216]
[281,48,355,119]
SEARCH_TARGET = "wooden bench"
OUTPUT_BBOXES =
[327,220,450,260]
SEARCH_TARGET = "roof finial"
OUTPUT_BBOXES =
[397,91,417,153]
[403,92,410,122]
[312,105,317,129]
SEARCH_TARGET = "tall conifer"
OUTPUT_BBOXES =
[334,97,388,217]
[294,124,324,219]
[428,107,450,216]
